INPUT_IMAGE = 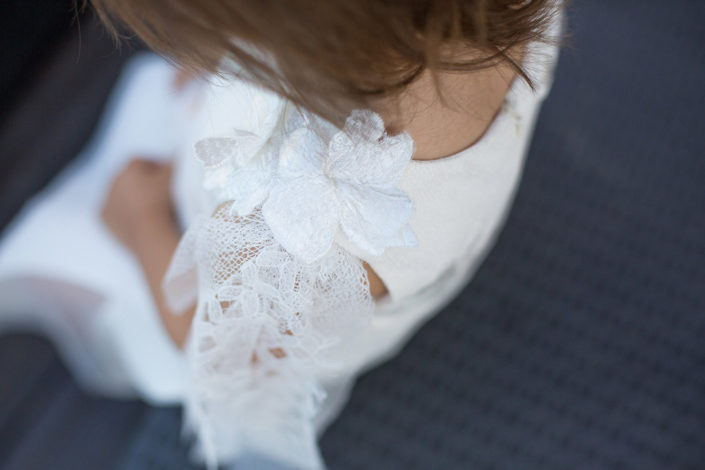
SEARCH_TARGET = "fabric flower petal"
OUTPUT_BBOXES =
[337,182,416,256]
[223,147,277,216]
[278,128,327,179]
[195,137,237,168]
[230,129,269,166]
[203,74,284,146]
[328,113,414,186]
[224,168,272,216]
[373,131,415,183]
[326,131,358,180]
[262,178,339,263]
[195,130,264,168]
[344,109,385,140]
[282,104,311,134]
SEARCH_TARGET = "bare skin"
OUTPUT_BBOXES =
[101,56,521,349]
[378,50,524,160]
[101,160,194,348]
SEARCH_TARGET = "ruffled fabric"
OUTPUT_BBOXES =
[164,88,417,469]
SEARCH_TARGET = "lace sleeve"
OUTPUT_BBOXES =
[164,104,416,469]
[164,203,373,469]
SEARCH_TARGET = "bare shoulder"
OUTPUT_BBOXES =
[378,49,524,162]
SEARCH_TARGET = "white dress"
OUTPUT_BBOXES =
[0,11,562,470]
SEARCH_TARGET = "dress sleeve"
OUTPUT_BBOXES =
[163,202,373,470]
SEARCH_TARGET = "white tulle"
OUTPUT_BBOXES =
[164,105,417,469]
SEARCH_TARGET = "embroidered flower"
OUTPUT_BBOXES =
[262,109,417,263]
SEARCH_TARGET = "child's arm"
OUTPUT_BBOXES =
[128,211,196,349]
[101,159,196,348]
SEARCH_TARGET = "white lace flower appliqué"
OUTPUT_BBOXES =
[193,92,285,215]
[262,110,417,263]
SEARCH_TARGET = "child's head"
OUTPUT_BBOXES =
[91,0,557,124]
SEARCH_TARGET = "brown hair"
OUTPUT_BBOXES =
[89,0,560,125]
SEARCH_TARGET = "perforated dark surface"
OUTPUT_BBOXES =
[1,1,704,469]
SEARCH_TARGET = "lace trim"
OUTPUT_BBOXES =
[164,206,373,469]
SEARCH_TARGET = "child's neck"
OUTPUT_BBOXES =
[377,49,524,161]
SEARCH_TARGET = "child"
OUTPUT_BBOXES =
[0,1,563,468]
